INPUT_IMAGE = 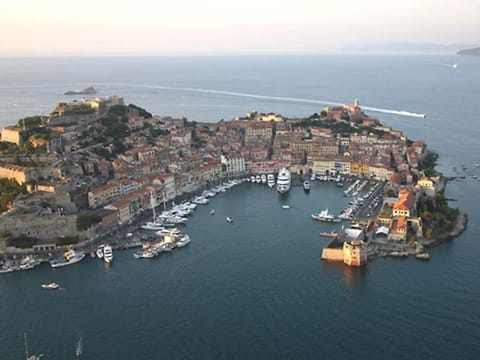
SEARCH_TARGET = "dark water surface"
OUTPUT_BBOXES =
[0,56,479,359]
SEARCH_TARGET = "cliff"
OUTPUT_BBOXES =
[456,47,480,56]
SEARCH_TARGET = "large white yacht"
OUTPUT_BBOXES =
[50,249,86,268]
[103,245,113,263]
[276,168,291,194]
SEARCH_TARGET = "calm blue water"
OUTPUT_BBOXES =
[0,56,479,359]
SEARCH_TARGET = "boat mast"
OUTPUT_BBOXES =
[24,333,29,360]
[162,191,167,212]
[150,192,157,222]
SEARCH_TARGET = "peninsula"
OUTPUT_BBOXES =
[456,47,480,56]
[0,96,465,269]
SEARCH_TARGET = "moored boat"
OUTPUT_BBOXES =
[416,252,430,260]
[141,221,165,231]
[303,180,310,192]
[96,245,104,259]
[103,245,113,263]
[311,208,342,222]
[267,174,275,188]
[50,250,85,268]
[176,234,191,247]
[276,168,291,194]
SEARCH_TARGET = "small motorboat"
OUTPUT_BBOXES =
[210,209,216,215]
[226,217,233,223]
[282,205,290,209]
[41,282,59,290]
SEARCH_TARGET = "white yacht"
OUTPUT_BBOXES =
[176,234,191,247]
[50,250,86,268]
[276,168,291,194]
[41,282,60,290]
[261,174,267,184]
[267,174,275,188]
[96,245,104,259]
[103,245,113,263]
[303,180,310,192]
[141,221,165,231]
[311,208,341,223]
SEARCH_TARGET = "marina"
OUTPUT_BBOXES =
[0,54,478,360]
[0,167,477,360]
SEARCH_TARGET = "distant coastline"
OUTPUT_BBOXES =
[456,47,480,56]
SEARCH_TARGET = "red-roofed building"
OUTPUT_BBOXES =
[392,189,415,218]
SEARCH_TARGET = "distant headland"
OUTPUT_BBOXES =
[456,47,480,56]
[64,86,97,95]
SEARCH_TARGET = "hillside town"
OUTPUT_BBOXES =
[0,96,465,267]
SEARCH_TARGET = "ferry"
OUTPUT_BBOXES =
[276,168,291,194]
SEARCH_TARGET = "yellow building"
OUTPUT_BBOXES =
[343,241,368,266]
[350,162,369,177]
[1,126,24,145]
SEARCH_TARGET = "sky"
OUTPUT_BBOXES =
[0,0,478,55]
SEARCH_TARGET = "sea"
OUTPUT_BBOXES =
[0,56,479,359]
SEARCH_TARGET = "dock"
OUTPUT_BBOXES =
[319,231,338,238]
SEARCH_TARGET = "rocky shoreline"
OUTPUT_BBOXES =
[423,212,468,248]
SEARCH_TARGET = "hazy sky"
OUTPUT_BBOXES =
[0,0,478,55]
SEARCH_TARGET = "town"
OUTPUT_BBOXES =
[0,96,465,270]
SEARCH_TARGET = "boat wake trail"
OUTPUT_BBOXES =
[98,82,427,118]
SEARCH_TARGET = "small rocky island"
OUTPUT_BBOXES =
[64,86,97,95]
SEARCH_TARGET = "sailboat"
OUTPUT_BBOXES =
[75,336,83,356]
[24,333,43,360]
[141,192,165,230]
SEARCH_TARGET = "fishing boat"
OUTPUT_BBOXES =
[41,282,59,290]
